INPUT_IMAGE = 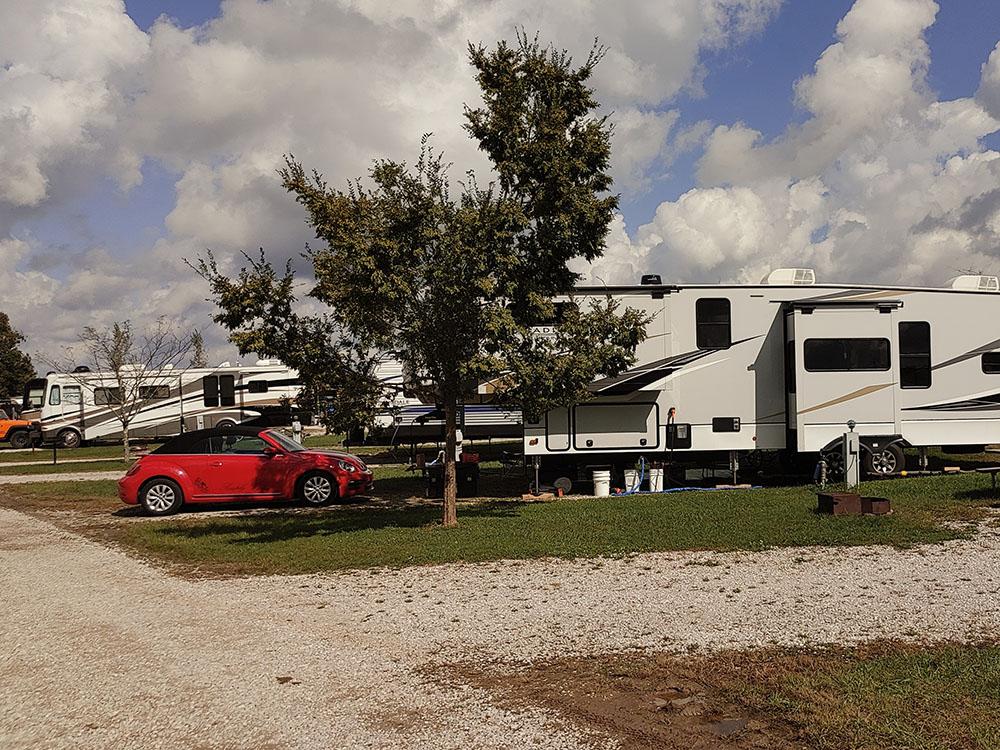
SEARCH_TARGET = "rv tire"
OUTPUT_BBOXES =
[57,429,82,449]
[216,419,238,429]
[8,429,30,449]
[865,443,904,477]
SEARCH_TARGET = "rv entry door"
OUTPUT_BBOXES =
[791,302,900,452]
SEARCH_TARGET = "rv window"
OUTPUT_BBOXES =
[139,385,170,400]
[48,385,61,406]
[899,322,931,388]
[203,376,219,407]
[219,375,236,407]
[696,298,731,349]
[95,387,123,405]
[202,375,235,407]
[803,338,890,372]
[983,353,1000,374]
[63,386,81,405]
[248,380,268,394]
[25,381,45,409]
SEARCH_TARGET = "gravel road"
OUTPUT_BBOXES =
[2,505,1000,749]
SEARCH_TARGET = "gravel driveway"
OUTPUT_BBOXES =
[2,505,999,749]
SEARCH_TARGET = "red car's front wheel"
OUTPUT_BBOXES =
[140,478,184,515]
[299,471,337,506]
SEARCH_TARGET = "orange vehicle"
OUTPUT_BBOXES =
[0,414,37,449]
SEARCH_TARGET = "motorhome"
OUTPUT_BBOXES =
[22,361,300,447]
[524,270,1000,482]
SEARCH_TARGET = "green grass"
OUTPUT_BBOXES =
[714,642,1000,750]
[107,471,997,574]
[0,460,127,476]
[0,444,145,461]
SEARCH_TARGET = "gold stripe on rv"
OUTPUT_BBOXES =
[797,383,893,416]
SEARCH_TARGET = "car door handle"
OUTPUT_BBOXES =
[211,461,224,467]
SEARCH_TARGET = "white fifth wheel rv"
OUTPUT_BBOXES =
[525,270,1000,480]
[22,361,300,447]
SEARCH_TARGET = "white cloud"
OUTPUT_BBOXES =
[0,0,146,206]
[0,0,782,359]
[592,0,1000,288]
[979,42,1000,119]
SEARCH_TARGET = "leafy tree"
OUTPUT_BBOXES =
[0,312,35,398]
[45,320,191,458]
[188,330,208,368]
[280,33,648,526]
[192,251,383,435]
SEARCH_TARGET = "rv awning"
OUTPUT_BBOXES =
[787,299,903,313]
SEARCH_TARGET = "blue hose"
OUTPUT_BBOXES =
[617,456,646,495]
[614,455,760,494]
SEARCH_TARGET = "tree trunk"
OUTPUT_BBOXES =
[122,423,131,461]
[442,397,459,527]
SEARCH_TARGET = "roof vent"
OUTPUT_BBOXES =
[948,275,999,292]
[640,274,662,285]
[761,268,816,286]
[255,358,283,366]
[218,361,232,367]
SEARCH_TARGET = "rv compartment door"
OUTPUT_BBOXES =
[573,402,659,451]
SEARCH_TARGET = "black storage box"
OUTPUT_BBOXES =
[425,463,480,498]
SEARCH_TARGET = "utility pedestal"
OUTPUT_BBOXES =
[844,430,860,488]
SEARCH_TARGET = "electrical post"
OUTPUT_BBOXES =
[844,420,860,488]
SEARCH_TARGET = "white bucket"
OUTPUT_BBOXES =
[623,469,641,492]
[649,467,664,492]
[592,469,611,497]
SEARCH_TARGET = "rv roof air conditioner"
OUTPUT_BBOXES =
[948,275,999,292]
[761,268,816,286]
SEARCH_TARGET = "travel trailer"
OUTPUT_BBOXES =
[373,357,522,443]
[524,270,1000,481]
[22,361,300,447]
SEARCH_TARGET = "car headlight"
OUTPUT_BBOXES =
[338,460,358,472]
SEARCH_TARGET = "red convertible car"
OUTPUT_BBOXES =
[118,426,374,515]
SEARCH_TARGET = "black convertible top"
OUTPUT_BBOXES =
[152,426,266,454]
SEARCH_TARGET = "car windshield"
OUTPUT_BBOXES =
[265,429,307,452]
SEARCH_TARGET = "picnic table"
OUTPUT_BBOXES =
[974,466,1000,495]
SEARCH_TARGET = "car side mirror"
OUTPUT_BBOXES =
[263,446,279,457]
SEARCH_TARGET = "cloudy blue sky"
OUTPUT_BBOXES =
[2,0,999,361]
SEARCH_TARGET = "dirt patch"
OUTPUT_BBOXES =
[443,641,1000,750]
[442,654,802,749]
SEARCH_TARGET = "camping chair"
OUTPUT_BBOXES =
[500,449,524,478]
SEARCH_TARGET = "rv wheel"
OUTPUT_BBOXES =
[820,449,845,481]
[217,419,237,429]
[57,429,82,449]
[865,444,904,477]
